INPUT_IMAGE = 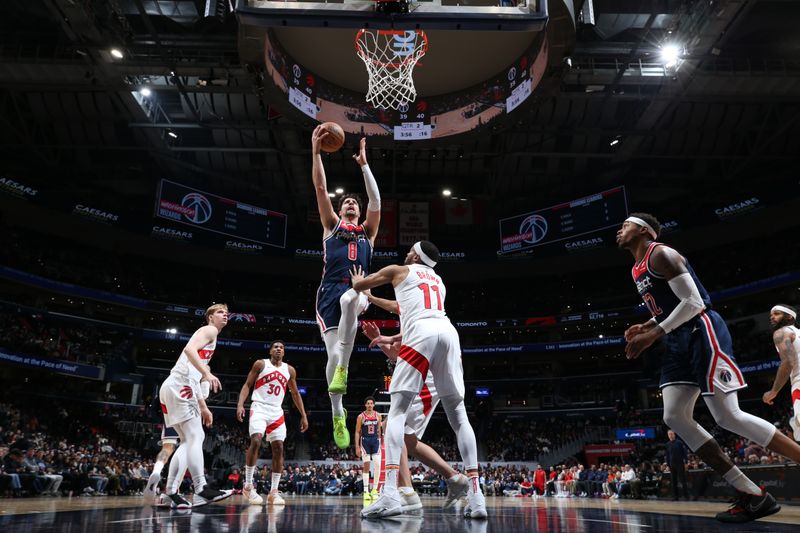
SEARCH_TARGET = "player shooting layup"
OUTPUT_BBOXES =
[311,126,381,448]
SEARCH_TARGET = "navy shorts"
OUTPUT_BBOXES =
[160,424,180,444]
[315,280,350,332]
[361,438,380,456]
[659,310,746,396]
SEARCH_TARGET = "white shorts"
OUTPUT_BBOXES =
[390,319,465,400]
[404,380,439,439]
[159,374,200,428]
[249,402,287,442]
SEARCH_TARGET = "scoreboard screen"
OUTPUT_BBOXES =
[156,180,287,248]
[499,187,628,254]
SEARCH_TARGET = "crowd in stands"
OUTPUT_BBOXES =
[0,399,153,497]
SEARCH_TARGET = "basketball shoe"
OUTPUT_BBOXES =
[243,484,263,505]
[400,490,422,513]
[143,472,161,501]
[443,474,469,509]
[167,493,192,510]
[328,366,348,394]
[193,487,234,507]
[464,490,488,519]
[267,492,286,506]
[715,489,780,523]
[361,491,402,518]
[333,409,350,448]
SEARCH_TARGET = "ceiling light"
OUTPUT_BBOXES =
[335,188,344,194]
[660,44,681,68]
[110,48,124,59]
[609,136,621,146]
[167,131,178,139]
[328,193,335,198]
[442,189,451,197]
[140,87,152,97]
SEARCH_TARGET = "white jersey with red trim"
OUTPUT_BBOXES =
[776,325,800,387]
[394,264,448,332]
[251,359,291,407]
[170,339,215,384]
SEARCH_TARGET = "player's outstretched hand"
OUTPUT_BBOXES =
[353,137,367,166]
[236,405,245,422]
[204,372,222,393]
[362,321,381,341]
[300,415,309,433]
[311,125,328,154]
[762,390,778,405]
[350,265,365,287]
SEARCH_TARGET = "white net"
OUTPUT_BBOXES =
[355,29,428,110]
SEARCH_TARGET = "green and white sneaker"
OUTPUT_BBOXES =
[328,366,348,394]
[333,409,350,449]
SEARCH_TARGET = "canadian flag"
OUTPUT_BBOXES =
[445,199,473,225]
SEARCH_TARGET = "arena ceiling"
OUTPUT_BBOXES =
[0,0,798,245]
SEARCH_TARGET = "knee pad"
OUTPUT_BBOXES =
[662,410,712,451]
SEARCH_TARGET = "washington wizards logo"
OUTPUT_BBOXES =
[718,369,733,384]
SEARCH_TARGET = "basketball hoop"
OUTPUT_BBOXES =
[355,29,428,110]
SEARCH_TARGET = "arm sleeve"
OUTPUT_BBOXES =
[361,164,381,212]
[658,273,705,334]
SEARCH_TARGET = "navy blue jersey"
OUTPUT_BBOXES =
[632,242,712,323]
[360,411,380,443]
[322,220,372,284]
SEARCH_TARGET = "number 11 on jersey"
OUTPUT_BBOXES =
[418,283,442,311]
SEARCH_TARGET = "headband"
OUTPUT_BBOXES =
[625,216,658,240]
[771,305,797,319]
[413,242,437,268]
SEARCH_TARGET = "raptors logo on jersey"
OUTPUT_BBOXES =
[251,359,290,406]
[631,242,711,324]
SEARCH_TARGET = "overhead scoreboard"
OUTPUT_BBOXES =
[499,187,628,254]
[155,179,287,248]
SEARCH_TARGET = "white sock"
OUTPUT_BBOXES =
[398,486,414,496]
[362,472,370,492]
[152,460,165,478]
[330,394,344,417]
[723,468,761,496]
[384,468,398,495]
[245,465,255,487]
[271,473,281,493]
[448,474,460,483]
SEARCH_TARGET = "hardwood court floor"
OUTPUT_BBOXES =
[0,494,798,532]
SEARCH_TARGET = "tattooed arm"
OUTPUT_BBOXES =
[762,327,798,405]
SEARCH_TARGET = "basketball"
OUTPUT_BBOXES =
[319,122,345,153]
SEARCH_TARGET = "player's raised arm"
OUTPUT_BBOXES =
[184,326,222,392]
[351,264,406,292]
[311,126,339,232]
[763,327,798,405]
[353,137,381,242]
[366,292,400,315]
[287,365,309,432]
[237,359,265,422]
